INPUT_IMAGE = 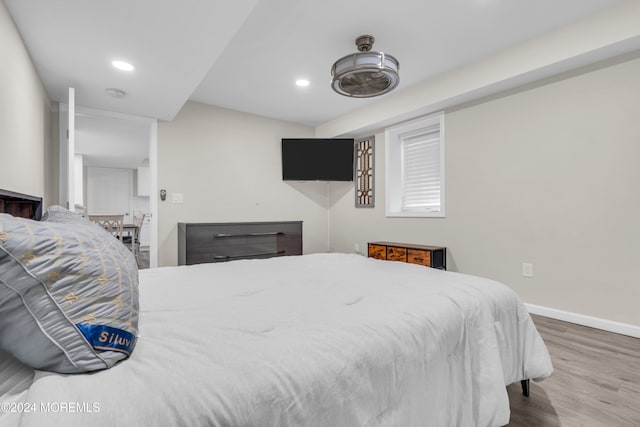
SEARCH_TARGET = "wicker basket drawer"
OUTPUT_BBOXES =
[387,246,407,261]
[368,244,387,260]
[407,249,431,267]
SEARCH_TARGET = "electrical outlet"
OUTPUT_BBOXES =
[522,263,533,278]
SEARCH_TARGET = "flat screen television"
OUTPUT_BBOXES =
[282,138,354,181]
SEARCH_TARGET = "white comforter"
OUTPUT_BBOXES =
[2,253,552,427]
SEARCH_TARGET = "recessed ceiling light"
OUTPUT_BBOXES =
[112,60,135,71]
[296,79,310,87]
[105,88,126,98]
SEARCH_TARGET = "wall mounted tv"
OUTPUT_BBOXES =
[282,138,354,181]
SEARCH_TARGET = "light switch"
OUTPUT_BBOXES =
[172,193,184,204]
[522,262,533,278]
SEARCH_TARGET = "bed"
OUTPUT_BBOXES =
[0,193,552,426]
[1,249,552,427]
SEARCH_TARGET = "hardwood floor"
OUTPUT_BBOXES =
[507,314,640,426]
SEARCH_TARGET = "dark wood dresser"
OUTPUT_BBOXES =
[178,221,302,266]
[368,241,446,270]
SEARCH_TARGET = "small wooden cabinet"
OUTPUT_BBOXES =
[368,241,446,270]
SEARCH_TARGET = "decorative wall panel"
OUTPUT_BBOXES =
[355,137,374,207]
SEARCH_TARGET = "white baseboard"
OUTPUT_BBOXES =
[525,303,640,339]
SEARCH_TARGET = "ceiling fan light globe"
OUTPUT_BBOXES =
[331,51,399,98]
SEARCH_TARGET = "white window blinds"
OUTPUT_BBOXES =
[401,125,441,212]
[385,112,444,218]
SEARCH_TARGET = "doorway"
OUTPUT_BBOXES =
[60,105,158,268]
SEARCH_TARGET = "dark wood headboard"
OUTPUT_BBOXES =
[0,189,43,220]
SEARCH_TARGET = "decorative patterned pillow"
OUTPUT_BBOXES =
[40,204,84,223]
[0,209,139,373]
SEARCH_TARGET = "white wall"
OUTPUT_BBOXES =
[329,56,640,326]
[157,101,326,266]
[0,2,53,204]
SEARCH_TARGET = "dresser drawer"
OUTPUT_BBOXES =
[407,249,431,267]
[178,221,302,265]
[184,224,247,248]
[387,246,407,261]
[368,244,387,260]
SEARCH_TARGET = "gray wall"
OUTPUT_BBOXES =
[157,102,328,266]
[328,56,640,326]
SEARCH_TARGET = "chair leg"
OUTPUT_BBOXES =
[521,379,530,397]
[134,244,142,268]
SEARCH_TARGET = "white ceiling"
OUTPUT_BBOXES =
[5,0,259,121]
[5,0,625,129]
[75,111,151,169]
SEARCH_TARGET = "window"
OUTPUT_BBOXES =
[385,112,445,217]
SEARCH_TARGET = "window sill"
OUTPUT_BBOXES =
[385,210,445,218]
